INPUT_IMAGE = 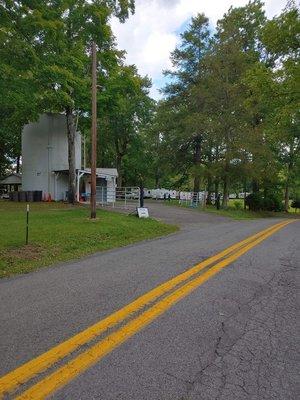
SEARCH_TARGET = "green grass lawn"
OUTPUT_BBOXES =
[0,201,178,278]
[165,198,300,220]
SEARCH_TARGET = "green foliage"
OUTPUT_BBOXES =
[291,199,300,209]
[245,192,284,212]
[245,192,264,211]
[263,194,285,212]
[0,0,136,176]
[99,64,154,186]
[1,0,299,211]
[261,1,299,58]
[0,1,157,194]
[233,201,242,210]
[161,14,212,192]
[155,1,299,212]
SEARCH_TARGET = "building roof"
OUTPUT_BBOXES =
[0,173,22,185]
[83,168,118,178]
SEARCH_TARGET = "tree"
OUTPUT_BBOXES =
[162,14,212,193]
[262,3,300,211]
[244,2,300,211]
[159,2,270,207]
[0,0,135,202]
[99,65,153,187]
[0,1,41,175]
[204,0,266,207]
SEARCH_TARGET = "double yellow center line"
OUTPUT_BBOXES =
[0,220,295,399]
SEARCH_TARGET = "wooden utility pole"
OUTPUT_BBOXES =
[90,41,97,219]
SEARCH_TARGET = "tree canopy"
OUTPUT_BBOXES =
[154,0,299,210]
[0,0,299,212]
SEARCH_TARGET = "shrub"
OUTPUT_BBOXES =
[262,193,284,212]
[291,199,300,210]
[245,192,284,212]
[233,200,242,210]
[245,192,264,211]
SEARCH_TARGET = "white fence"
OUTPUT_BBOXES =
[93,186,218,209]
[143,188,208,207]
[96,186,140,210]
[178,191,207,207]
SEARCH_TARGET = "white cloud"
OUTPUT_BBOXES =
[111,0,288,99]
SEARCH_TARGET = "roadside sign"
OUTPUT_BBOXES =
[137,207,149,218]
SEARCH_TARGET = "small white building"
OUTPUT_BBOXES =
[77,168,118,203]
[22,113,118,202]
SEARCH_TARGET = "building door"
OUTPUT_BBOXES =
[96,178,107,203]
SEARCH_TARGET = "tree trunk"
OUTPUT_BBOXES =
[66,108,76,204]
[252,179,259,193]
[155,173,159,189]
[154,165,160,188]
[284,184,289,213]
[284,161,293,212]
[193,176,200,195]
[251,114,262,194]
[221,157,230,208]
[243,180,247,210]
[16,155,21,173]
[222,174,229,208]
[206,176,213,205]
[214,179,219,205]
[193,136,202,193]
[284,143,295,213]
[214,145,220,207]
[116,154,123,187]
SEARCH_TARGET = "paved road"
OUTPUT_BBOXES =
[0,204,299,399]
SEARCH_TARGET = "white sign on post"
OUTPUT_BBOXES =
[137,207,149,218]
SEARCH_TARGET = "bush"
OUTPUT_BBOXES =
[262,193,284,212]
[291,199,300,210]
[245,192,264,211]
[245,192,284,212]
[233,200,242,210]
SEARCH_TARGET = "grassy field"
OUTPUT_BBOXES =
[165,198,300,220]
[0,201,178,278]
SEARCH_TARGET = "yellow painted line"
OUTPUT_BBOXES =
[0,221,291,397]
[15,219,294,399]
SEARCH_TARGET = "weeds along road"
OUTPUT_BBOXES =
[0,204,299,400]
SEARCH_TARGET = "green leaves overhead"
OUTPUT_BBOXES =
[0,0,299,208]
[98,64,154,186]
[157,0,299,208]
[0,0,136,177]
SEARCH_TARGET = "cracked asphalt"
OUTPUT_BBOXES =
[0,203,299,399]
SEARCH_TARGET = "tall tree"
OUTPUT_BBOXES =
[204,0,266,206]
[245,2,300,210]
[99,65,153,187]
[0,0,135,201]
[0,1,40,175]
[162,14,211,193]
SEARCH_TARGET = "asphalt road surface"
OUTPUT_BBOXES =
[0,203,299,400]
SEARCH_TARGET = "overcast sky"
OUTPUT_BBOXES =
[111,0,287,99]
